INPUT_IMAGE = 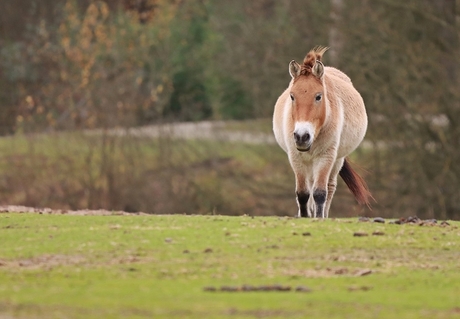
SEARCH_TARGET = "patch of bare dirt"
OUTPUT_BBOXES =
[0,253,149,270]
[280,267,373,278]
[0,205,148,216]
[0,254,87,270]
[358,215,454,227]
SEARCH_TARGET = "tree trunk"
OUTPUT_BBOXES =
[328,0,344,65]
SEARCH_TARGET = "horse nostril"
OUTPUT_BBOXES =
[293,132,300,142]
[294,132,311,144]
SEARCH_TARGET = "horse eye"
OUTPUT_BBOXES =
[315,93,322,102]
[290,94,294,101]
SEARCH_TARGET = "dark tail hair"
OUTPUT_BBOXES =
[339,158,374,207]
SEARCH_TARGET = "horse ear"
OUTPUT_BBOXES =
[312,60,324,79]
[289,60,301,79]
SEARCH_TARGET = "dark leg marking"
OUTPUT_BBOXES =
[296,191,310,218]
[313,189,327,218]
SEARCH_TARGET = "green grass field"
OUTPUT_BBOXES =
[0,213,459,318]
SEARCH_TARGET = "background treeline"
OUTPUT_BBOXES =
[0,0,459,219]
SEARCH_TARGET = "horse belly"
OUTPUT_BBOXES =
[325,70,368,159]
[337,104,367,158]
[273,90,292,154]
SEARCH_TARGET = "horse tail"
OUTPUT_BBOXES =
[339,158,373,207]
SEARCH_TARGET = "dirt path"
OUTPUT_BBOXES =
[0,205,147,216]
[88,121,277,145]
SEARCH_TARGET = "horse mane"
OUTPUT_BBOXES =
[300,46,329,76]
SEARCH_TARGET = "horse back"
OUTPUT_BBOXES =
[325,67,352,84]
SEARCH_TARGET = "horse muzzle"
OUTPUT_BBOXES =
[294,131,312,152]
[293,122,315,152]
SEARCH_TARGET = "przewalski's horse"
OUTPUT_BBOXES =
[273,46,372,218]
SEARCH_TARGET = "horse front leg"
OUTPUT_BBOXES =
[313,189,327,218]
[297,191,310,218]
[295,172,310,218]
[313,158,335,218]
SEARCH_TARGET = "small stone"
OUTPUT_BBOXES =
[302,232,311,236]
[164,238,172,243]
[372,231,385,236]
[420,220,437,226]
[358,216,370,222]
[373,217,385,223]
[334,268,348,275]
[241,284,255,291]
[348,285,373,291]
[440,221,450,226]
[356,269,372,276]
[203,248,213,253]
[353,232,368,237]
[407,216,421,224]
[295,286,312,293]
[272,284,282,291]
[183,249,190,254]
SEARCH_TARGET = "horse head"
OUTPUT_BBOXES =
[288,46,329,152]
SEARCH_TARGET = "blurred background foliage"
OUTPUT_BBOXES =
[0,0,459,219]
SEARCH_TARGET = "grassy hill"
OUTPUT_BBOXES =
[0,212,459,318]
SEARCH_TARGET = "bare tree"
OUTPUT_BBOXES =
[328,0,344,65]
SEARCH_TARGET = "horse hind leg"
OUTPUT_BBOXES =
[324,158,345,218]
[324,180,337,218]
